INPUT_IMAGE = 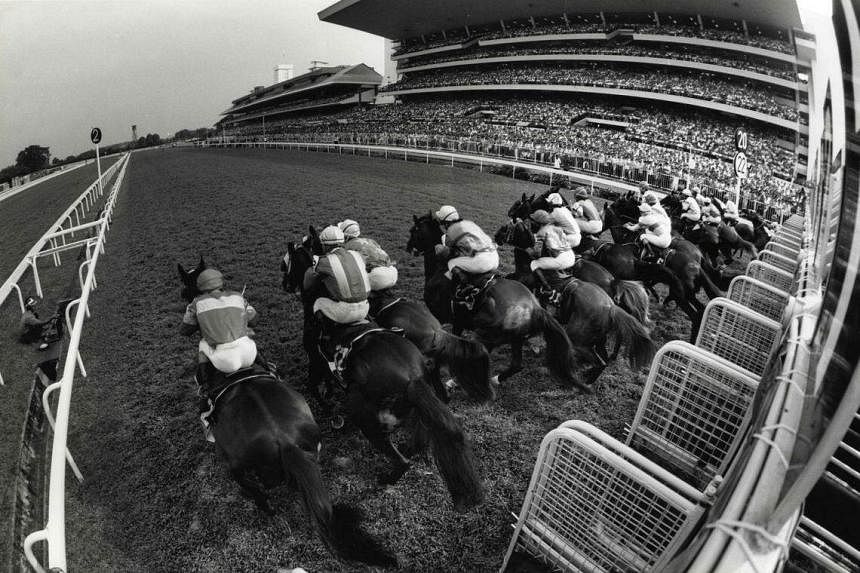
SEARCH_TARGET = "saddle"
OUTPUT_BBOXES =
[198,363,280,429]
[317,321,405,384]
[451,268,498,311]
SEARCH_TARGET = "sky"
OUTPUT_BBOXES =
[0,0,385,166]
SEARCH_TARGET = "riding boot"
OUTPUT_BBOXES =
[534,269,560,304]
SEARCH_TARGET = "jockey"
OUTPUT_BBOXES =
[571,188,603,236]
[627,203,672,261]
[723,200,740,225]
[338,219,398,294]
[642,192,669,225]
[529,209,576,294]
[701,197,722,226]
[304,225,371,326]
[181,268,259,392]
[546,192,581,248]
[680,188,701,228]
[434,205,499,284]
[692,186,706,207]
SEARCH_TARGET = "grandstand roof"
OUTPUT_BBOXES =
[318,0,803,40]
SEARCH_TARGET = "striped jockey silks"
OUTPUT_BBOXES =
[314,248,371,303]
[183,291,257,346]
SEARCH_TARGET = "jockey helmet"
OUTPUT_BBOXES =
[639,203,652,214]
[547,192,564,207]
[435,205,459,223]
[575,188,589,200]
[338,219,360,238]
[196,269,223,292]
[702,197,712,205]
[725,200,738,212]
[682,189,693,197]
[319,225,345,246]
[692,186,701,194]
[530,209,551,225]
[644,192,658,205]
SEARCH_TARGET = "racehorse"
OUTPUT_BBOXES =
[407,213,586,391]
[493,220,655,384]
[738,209,774,250]
[282,227,494,404]
[494,218,650,326]
[176,258,395,566]
[282,240,485,512]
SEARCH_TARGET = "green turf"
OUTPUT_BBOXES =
[40,147,702,572]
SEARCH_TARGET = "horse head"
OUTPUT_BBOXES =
[281,240,315,294]
[507,192,535,221]
[407,212,442,255]
[177,255,206,302]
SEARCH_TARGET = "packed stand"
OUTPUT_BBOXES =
[381,63,799,121]
[392,13,794,57]
[221,94,798,216]
[399,41,796,81]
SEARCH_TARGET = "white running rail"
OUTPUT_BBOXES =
[0,157,124,385]
[22,153,130,573]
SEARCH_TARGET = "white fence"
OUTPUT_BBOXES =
[201,140,640,196]
[22,153,130,572]
[0,157,125,385]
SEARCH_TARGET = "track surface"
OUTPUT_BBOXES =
[60,148,693,572]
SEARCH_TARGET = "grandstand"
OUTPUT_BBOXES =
[217,63,382,133]
[212,2,811,220]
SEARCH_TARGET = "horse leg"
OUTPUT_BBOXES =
[401,415,430,460]
[229,467,275,515]
[497,340,524,383]
[428,361,450,403]
[347,392,410,485]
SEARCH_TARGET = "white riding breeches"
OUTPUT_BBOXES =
[576,219,602,235]
[445,250,499,279]
[642,232,672,249]
[199,336,257,374]
[313,298,370,324]
[680,212,701,222]
[369,265,398,291]
[564,232,581,249]
[530,250,576,272]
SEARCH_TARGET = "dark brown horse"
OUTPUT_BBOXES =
[177,258,394,567]
[287,226,494,404]
[493,219,655,385]
[282,240,485,512]
[494,218,650,326]
[407,213,586,391]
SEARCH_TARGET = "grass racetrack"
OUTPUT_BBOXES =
[57,148,696,572]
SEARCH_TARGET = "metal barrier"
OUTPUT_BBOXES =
[626,341,760,488]
[763,241,800,260]
[727,275,792,323]
[22,153,130,573]
[0,157,124,385]
[501,421,712,573]
[759,250,799,274]
[747,260,796,293]
[695,298,783,377]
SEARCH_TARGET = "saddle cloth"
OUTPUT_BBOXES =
[318,321,405,384]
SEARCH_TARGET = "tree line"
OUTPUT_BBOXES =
[1,126,216,185]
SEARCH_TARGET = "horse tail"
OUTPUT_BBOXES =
[611,279,650,327]
[407,378,484,512]
[534,307,583,390]
[608,305,656,371]
[279,443,396,566]
[697,258,725,299]
[428,331,494,403]
[736,236,758,259]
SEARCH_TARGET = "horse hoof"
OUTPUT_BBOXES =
[331,415,345,430]
[444,378,458,391]
[530,344,542,356]
[490,375,500,387]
